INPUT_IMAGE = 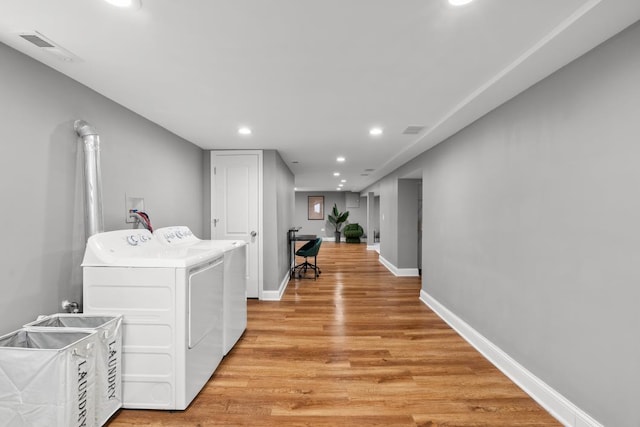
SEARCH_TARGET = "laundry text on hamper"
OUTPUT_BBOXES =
[77,359,89,427]
[107,340,119,400]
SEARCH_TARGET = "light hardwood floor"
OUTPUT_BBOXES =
[107,241,560,426]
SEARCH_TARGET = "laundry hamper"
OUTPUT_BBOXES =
[0,328,98,427]
[24,314,123,426]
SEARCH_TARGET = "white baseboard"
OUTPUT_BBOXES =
[261,271,290,301]
[378,255,419,277]
[419,290,602,427]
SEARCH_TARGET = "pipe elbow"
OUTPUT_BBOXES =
[74,119,98,138]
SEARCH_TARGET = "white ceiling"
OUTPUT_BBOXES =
[1,0,639,192]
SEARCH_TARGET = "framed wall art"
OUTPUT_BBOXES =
[308,196,324,220]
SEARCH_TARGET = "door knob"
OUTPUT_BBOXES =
[250,231,257,237]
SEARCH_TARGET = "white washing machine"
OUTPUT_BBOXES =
[82,229,225,410]
[154,226,247,355]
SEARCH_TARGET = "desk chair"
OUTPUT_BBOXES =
[293,238,322,279]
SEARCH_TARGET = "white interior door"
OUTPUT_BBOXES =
[211,151,262,298]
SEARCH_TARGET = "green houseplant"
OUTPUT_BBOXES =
[328,203,349,243]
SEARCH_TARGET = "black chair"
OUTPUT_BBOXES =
[293,238,322,279]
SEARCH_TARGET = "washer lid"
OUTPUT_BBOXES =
[192,239,247,253]
[82,229,223,268]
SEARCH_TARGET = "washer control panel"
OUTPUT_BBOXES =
[83,229,163,266]
[155,226,199,245]
[83,228,222,268]
[125,232,153,246]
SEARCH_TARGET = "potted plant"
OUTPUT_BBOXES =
[328,203,349,243]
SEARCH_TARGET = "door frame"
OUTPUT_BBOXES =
[210,150,264,299]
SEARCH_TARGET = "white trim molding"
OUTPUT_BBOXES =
[260,271,289,301]
[261,271,291,301]
[419,290,603,427]
[378,255,419,277]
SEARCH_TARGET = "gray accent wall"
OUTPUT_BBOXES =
[345,193,368,229]
[294,191,368,239]
[294,191,343,238]
[377,177,399,266]
[0,43,205,335]
[398,179,420,269]
[263,150,295,291]
[367,20,640,427]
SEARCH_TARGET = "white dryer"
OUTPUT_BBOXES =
[154,226,247,355]
[82,229,224,410]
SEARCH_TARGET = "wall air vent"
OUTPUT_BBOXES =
[402,125,426,135]
[18,31,80,62]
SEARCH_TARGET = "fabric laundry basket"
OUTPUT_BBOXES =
[23,314,123,427]
[0,328,98,427]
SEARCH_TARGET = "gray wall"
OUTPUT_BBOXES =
[367,20,640,426]
[345,193,368,230]
[377,177,399,265]
[362,177,418,268]
[398,179,420,269]
[364,193,381,245]
[293,191,367,239]
[0,43,205,335]
[263,150,295,291]
[372,195,380,239]
[294,191,342,238]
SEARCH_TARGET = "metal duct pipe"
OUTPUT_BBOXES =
[74,120,104,238]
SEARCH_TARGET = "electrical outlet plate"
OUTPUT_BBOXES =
[125,195,145,223]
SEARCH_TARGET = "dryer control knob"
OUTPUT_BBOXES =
[126,235,139,246]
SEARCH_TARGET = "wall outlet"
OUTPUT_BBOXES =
[125,195,145,223]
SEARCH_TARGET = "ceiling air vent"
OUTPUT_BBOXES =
[402,125,426,135]
[18,31,79,62]
[19,34,55,48]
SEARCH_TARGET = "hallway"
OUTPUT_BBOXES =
[108,242,559,426]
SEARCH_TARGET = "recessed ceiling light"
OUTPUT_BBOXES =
[238,127,252,135]
[104,0,141,8]
[336,156,345,162]
[339,184,344,187]
[333,172,340,177]
[448,0,473,6]
[341,179,346,183]
[369,127,383,136]
[336,188,342,191]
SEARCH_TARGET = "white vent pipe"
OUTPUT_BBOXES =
[74,120,104,238]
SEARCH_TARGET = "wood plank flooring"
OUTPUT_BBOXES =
[107,241,560,426]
